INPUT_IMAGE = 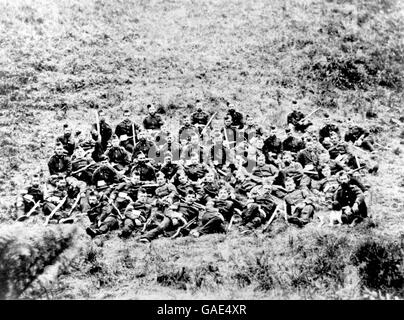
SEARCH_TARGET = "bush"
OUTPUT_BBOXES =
[351,237,404,296]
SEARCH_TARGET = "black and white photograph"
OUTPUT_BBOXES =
[0,0,403,305]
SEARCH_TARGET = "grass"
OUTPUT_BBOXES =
[0,0,403,299]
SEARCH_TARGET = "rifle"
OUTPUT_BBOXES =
[200,112,217,136]
[105,195,125,220]
[59,212,87,224]
[16,200,42,222]
[44,195,68,225]
[171,217,198,239]
[58,193,81,223]
[262,204,280,233]
[299,107,321,124]
[71,162,97,175]
[132,122,137,146]
[95,110,101,136]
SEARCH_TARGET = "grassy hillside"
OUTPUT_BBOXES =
[0,0,403,299]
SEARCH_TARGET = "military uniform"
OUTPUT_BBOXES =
[332,184,367,224]
[48,154,72,176]
[143,114,164,130]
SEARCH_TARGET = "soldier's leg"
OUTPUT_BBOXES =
[141,216,172,242]
[42,202,56,216]
[198,216,226,236]
[98,216,119,234]
[120,218,136,238]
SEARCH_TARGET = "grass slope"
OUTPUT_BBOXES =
[0,0,403,299]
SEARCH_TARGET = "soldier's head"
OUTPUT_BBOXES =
[183,117,191,126]
[63,124,72,137]
[330,131,340,144]
[245,114,253,126]
[195,99,203,111]
[324,113,331,124]
[282,151,294,165]
[138,130,146,141]
[190,134,199,145]
[137,152,146,162]
[305,137,315,151]
[285,127,293,137]
[322,137,332,149]
[235,170,246,182]
[137,188,147,203]
[255,137,264,150]
[205,171,215,183]
[257,154,266,166]
[190,152,199,165]
[56,177,67,190]
[178,172,188,184]
[218,187,229,200]
[269,125,276,136]
[131,172,141,184]
[338,171,350,187]
[99,154,109,166]
[321,164,332,178]
[111,135,120,147]
[31,174,40,188]
[55,143,65,156]
[74,147,85,159]
[98,109,106,122]
[147,104,156,115]
[88,191,99,207]
[185,189,196,203]
[224,115,232,127]
[123,109,131,119]
[156,172,166,186]
[285,177,296,192]
[319,152,330,165]
[164,152,172,164]
[206,199,215,209]
[262,178,273,193]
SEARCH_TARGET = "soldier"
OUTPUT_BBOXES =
[160,152,181,181]
[190,200,226,237]
[287,107,313,133]
[332,171,368,226]
[262,126,282,166]
[158,133,182,162]
[92,109,113,151]
[241,179,277,230]
[231,170,258,203]
[92,155,121,189]
[106,135,131,172]
[173,171,203,200]
[296,137,321,171]
[143,104,164,131]
[48,142,72,177]
[226,103,244,129]
[243,114,263,143]
[120,188,152,238]
[319,113,340,143]
[284,177,316,227]
[56,124,76,156]
[199,170,227,204]
[191,100,209,125]
[212,187,237,223]
[282,127,305,154]
[139,189,200,243]
[42,177,69,222]
[86,191,120,238]
[16,174,45,219]
[71,147,97,184]
[115,109,140,153]
[311,164,341,210]
[278,151,305,187]
[184,152,209,182]
[344,119,374,152]
[109,171,143,212]
[130,152,156,183]
[251,154,279,180]
[221,115,238,149]
[179,116,198,142]
[132,130,157,159]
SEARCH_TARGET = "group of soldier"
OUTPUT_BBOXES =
[16,100,379,242]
